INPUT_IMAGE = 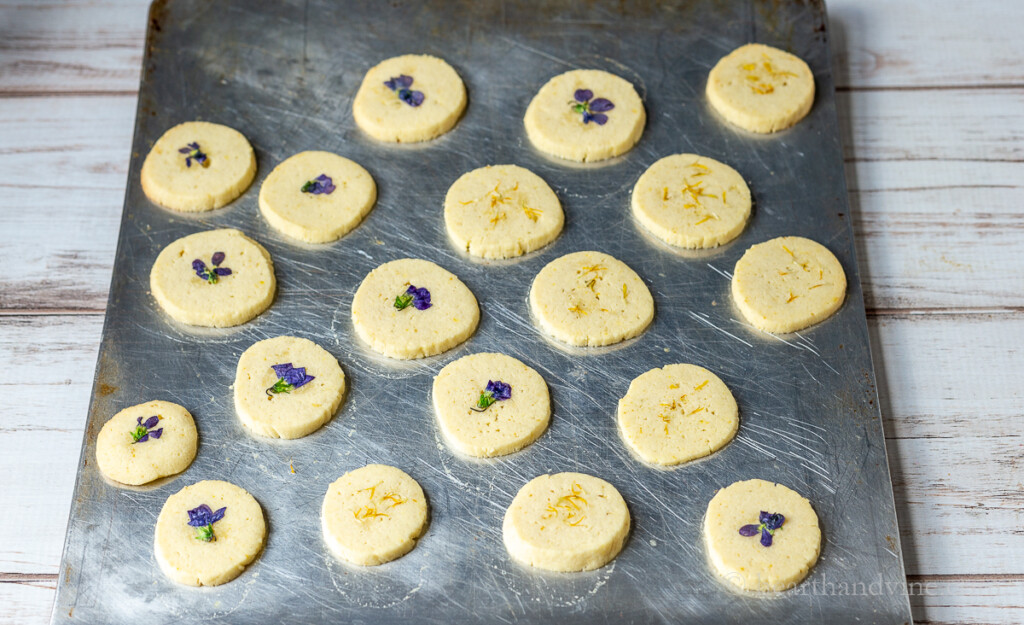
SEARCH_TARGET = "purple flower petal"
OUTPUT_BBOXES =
[187,504,214,527]
[136,433,149,443]
[271,363,294,378]
[589,98,614,112]
[738,524,760,537]
[591,113,609,125]
[149,428,163,439]
[293,374,315,389]
[407,90,425,107]
[574,89,593,103]
[192,259,206,274]
[211,252,225,266]
[143,416,160,429]
[406,285,418,295]
[322,182,336,194]
[281,367,307,385]
[213,267,232,276]
[765,512,785,531]
[485,380,512,401]
[758,510,771,525]
[210,506,227,523]
[179,146,192,154]
[760,528,774,547]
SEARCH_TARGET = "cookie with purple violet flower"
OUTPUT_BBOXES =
[234,336,346,439]
[353,54,467,143]
[503,472,630,572]
[95,400,197,486]
[704,478,821,591]
[150,228,276,327]
[617,364,738,466]
[155,480,266,586]
[631,154,752,249]
[432,352,550,457]
[141,121,256,212]
[529,250,653,347]
[443,164,564,259]
[351,258,479,359]
[259,151,377,243]
[524,69,646,162]
[706,43,815,134]
[322,464,429,566]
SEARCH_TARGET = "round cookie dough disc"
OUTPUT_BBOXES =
[141,121,257,212]
[259,151,377,243]
[617,364,738,466]
[351,258,480,359]
[503,472,630,572]
[529,250,653,347]
[321,464,429,566]
[95,400,197,486]
[706,43,815,134]
[353,54,467,143]
[732,236,846,333]
[432,352,550,457]
[154,480,266,586]
[524,69,646,162]
[150,228,276,328]
[704,478,821,591]
[631,154,752,249]
[444,165,564,259]
[234,336,346,439]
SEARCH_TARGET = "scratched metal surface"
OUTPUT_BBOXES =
[52,0,912,623]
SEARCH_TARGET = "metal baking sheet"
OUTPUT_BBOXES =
[52,0,913,623]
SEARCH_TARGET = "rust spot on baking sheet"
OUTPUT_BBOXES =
[98,383,118,397]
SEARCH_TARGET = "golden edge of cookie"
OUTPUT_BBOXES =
[705,45,815,134]
[524,98,647,163]
[149,230,277,328]
[141,142,257,212]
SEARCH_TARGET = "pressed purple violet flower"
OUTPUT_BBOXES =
[187,504,226,542]
[192,252,232,284]
[266,363,316,397]
[471,380,512,413]
[178,142,209,168]
[739,510,786,547]
[384,74,425,107]
[394,285,431,311]
[570,89,615,125]
[301,174,336,195]
[130,415,163,444]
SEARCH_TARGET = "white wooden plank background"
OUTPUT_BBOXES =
[0,1,1021,623]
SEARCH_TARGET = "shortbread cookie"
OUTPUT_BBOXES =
[141,121,256,211]
[353,54,467,143]
[150,228,276,327]
[631,154,751,249]
[432,352,550,457]
[234,336,345,439]
[351,258,479,359]
[704,478,821,591]
[503,472,630,572]
[259,151,376,243]
[154,480,266,586]
[321,464,428,566]
[617,364,738,466]
[524,69,646,162]
[444,165,564,259]
[529,250,653,347]
[95,400,197,486]
[732,236,846,333]
[706,43,815,133]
